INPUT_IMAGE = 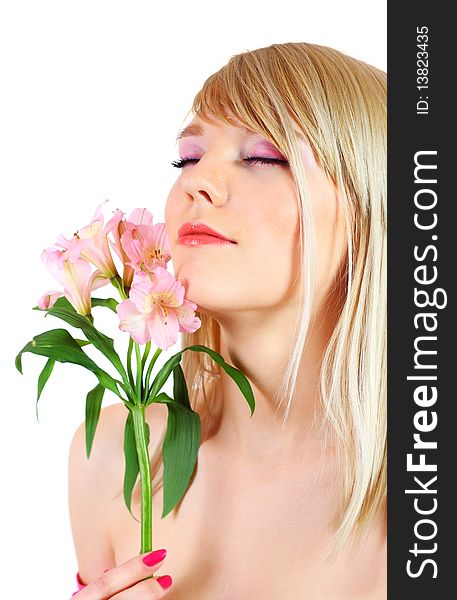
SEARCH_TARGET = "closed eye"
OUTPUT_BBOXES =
[171,157,289,168]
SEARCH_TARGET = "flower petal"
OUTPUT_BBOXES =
[91,199,109,225]
[117,300,151,344]
[89,270,110,291]
[37,290,63,310]
[120,222,171,273]
[152,267,185,307]
[120,228,144,270]
[147,305,180,350]
[62,258,93,315]
[128,208,154,226]
[105,208,125,237]
[128,271,155,312]
[41,248,67,288]
[176,299,201,333]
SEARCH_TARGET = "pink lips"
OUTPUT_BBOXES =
[177,221,236,246]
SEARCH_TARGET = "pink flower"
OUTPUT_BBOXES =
[116,268,201,348]
[37,290,63,310]
[106,208,158,289]
[41,248,108,316]
[56,201,118,279]
[120,218,171,276]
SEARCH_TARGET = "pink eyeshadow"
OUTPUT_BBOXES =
[250,141,286,159]
[178,141,203,157]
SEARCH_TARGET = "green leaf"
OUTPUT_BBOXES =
[191,345,255,415]
[36,358,55,422]
[122,409,150,518]
[30,337,91,422]
[85,384,105,458]
[173,363,190,409]
[146,353,182,404]
[33,296,116,314]
[45,303,127,382]
[144,421,150,463]
[147,345,255,416]
[153,392,201,518]
[123,410,139,515]
[53,296,74,310]
[15,328,120,397]
[92,297,118,312]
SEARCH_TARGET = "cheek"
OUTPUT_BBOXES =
[242,188,300,287]
[164,185,177,225]
[251,176,300,235]
[308,177,347,294]
[164,187,182,247]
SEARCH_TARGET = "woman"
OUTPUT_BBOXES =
[69,42,386,599]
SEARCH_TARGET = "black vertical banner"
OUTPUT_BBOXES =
[388,2,454,598]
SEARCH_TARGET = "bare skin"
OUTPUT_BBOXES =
[69,114,386,598]
[69,402,386,599]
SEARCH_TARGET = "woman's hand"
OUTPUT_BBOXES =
[74,548,173,599]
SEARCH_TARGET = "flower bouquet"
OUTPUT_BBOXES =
[15,201,255,553]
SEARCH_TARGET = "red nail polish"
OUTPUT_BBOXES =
[157,575,173,589]
[143,548,167,566]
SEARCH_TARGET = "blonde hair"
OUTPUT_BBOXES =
[144,42,386,558]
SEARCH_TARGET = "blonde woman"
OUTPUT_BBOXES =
[69,42,387,599]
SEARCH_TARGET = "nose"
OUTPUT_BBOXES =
[180,160,228,207]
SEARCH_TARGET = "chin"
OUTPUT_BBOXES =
[174,274,241,316]
[182,282,230,312]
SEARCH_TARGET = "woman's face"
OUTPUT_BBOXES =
[165,114,346,319]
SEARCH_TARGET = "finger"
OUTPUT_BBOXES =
[111,575,173,599]
[76,548,168,600]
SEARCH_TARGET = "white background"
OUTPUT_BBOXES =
[0,1,386,597]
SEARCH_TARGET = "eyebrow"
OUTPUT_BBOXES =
[175,122,260,144]
[176,123,204,143]
[175,122,306,145]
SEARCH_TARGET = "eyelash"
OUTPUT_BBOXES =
[170,157,289,168]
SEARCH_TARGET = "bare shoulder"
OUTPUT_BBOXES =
[69,402,127,503]
[68,402,126,579]
[68,401,168,580]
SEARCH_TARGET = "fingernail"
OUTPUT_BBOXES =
[143,548,167,566]
[157,575,173,589]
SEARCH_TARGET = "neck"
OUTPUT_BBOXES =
[201,302,337,462]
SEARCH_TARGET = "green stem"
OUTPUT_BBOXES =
[127,338,135,388]
[110,275,136,397]
[131,405,153,553]
[142,342,151,370]
[144,348,163,403]
[134,343,143,400]
[111,275,128,300]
